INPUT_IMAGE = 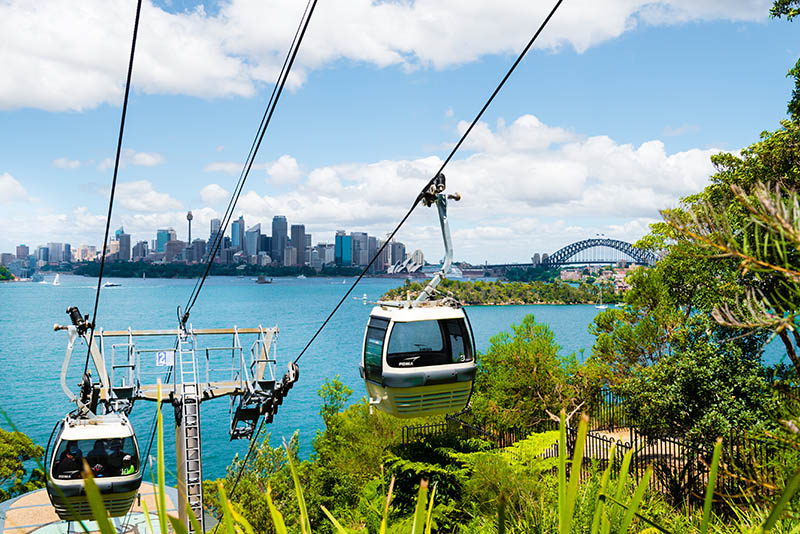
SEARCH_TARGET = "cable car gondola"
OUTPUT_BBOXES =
[360,174,477,418]
[46,412,142,520]
[361,301,476,417]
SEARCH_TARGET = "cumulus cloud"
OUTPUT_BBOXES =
[0,173,27,203]
[266,155,302,185]
[220,114,719,260]
[116,180,183,212]
[52,157,81,169]
[97,149,165,171]
[200,183,230,204]
[0,0,772,111]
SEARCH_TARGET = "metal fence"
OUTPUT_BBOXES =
[402,415,792,502]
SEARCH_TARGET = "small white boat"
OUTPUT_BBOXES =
[103,281,121,288]
[595,286,607,309]
[53,274,60,286]
[297,274,306,279]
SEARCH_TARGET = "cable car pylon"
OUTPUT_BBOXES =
[52,308,297,532]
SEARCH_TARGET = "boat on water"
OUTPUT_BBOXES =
[256,276,272,284]
[32,272,44,283]
[103,281,121,288]
[53,274,60,286]
[595,285,607,310]
[297,274,306,279]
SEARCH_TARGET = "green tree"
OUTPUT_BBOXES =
[0,265,13,281]
[0,426,45,502]
[471,314,593,429]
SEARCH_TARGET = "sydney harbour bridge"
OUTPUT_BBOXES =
[483,238,658,271]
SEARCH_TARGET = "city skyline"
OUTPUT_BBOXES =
[0,2,796,262]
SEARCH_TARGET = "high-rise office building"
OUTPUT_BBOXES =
[63,243,71,263]
[115,226,125,240]
[132,241,149,261]
[334,231,351,266]
[259,235,271,257]
[118,233,131,261]
[245,224,261,256]
[350,232,368,267]
[164,240,185,262]
[290,224,305,266]
[208,218,222,254]
[37,246,49,263]
[283,246,297,267]
[390,241,406,266]
[271,216,287,264]
[367,236,378,273]
[156,229,171,252]
[47,242,63,263]
[16,244,29,260]
[231,216,245,251]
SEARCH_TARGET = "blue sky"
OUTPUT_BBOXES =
[0,0,797,263]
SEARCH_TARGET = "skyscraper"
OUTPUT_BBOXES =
[271,216,287,264]
[245,224,261,256]
[114,226,125,240]
[156,229,170,252]
[290,224,305,266]
[16,244,28,260]
[334,231,351,266]
[350,232,368,267]
[208,218,222,256]
[231,216,245,251]
[47,242,63,263]
[118,233,131,261]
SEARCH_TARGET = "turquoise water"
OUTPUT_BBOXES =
[0,274,787,481]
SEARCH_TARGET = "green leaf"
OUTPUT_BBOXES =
[168,514,189,534]
[700,439,723,534]
[321,505,348,533]
[266,483,288,534]
[284,441,311,534]
[82,467,115,534]
[763,469,800,531]
[616,466,652,534]
[411,479,429,534]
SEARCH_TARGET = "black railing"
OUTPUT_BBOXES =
[402,414,792,502]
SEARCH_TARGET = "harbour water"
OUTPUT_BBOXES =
[0,274,787,482]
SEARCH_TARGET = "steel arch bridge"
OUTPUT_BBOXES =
[542,238,657,268]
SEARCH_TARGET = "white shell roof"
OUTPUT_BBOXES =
[60,414,134,441]
[370,304,465,322]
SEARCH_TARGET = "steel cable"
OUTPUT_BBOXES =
[82,0,143,378]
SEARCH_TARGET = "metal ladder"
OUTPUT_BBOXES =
[177,334,205,533]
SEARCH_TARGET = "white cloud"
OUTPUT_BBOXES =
[116,180,183,212]
[0,173,27,203]
[204,162,243,175]
[52,157,81,169]
[200,183,230,204]
[664,124,701,136]
[0,0,772,111]
[218,114,719,261]
[266,155,302,185]
[97,149,165,171]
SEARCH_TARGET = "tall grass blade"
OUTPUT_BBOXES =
[763,469,800,531]
[562,414,589,534]
[601,494,671,534]
[425,481,437,534]
[380,476,395,534]
[616,466,652,534]
[156,381,168,534]
[284,441,312,534]
[591,444,616,534]
[321,505,348,533]
[700,439,722,534]
[558,410,567,532]
[187,501,205,534]
[266,483,289,534]
[81,467,115,534]
[411,479,429,534]
[497,493,507,534]
[168,514,190,534]
[141,498,156,534]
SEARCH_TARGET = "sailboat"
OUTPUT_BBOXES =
[595,285,607,310]
[53,274,60,286]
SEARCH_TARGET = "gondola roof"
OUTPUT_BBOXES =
[60,414,134,440]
